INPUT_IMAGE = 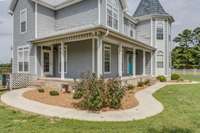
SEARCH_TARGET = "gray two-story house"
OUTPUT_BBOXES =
[9,0,174,88]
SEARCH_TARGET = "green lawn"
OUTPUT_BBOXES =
[0,83,200,133]
[180,74,200,82]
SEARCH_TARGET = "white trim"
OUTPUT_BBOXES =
[156,20,165,41]
[106,0,120,32]
[35,46,38,75]
[17,45,30,73]
[98,0,101,25]
[61,41,65,79]
[150,51,154,76]
[104,44,111,74]
[150,18,153,46]
[41,47,53,76]
[118,44,122,77]
[32,0,83,10]
[166,20,169,75]
[92,39,95,73]
[143,50,146,75]
[58,45,68,74]
[11,13,14,73]
[20,8,27,34]
[40,46,44,77]
[35,2,38,38]
[34,2,38,76]
[97,37,103,78]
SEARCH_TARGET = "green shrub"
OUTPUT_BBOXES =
[107,79,125,109]
[38,88,45,93]
[137,81,144,87]
[80,74,105,111]
[73,73,125,111]
[144,80,150,85]
[73,81,86,99]
[127,84,135,90]
[49,90,59,96]
[171,73,181,80]
[157,75,167,82]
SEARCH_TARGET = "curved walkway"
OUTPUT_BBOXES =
[1,82,197,122]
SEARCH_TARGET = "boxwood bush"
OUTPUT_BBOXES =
[157,75,167,82]
[49,90,59,96]
[38,88,45,93]
[171,73,181,80]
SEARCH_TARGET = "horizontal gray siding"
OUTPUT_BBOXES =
[55,0,98,31]
[13,0,35,75]
[37,5,55,38]
[136,20,151,45]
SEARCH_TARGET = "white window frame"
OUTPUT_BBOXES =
[106,0,119,31]
[156,21,164,40]
[104,44,111,74]
[20,8,27,34]
[58,45,68,73]
[17,45,30,73]
[157,51,164,68]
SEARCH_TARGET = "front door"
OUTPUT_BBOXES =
[42,47,53,76]
[127,54,133,75]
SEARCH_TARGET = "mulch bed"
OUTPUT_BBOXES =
[23,85,151,112]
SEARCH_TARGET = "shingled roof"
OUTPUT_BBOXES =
[133,0,169,17]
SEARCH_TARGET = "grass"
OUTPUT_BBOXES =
[0,83,200,133]
[180,74,200,82]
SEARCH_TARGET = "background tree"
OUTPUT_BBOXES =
[172,27,200,69]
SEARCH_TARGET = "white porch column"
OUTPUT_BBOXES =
[92,39,95,73]
[40,46,44,77]
[61,41,65,80]
[143,50,146,75]
[151,51,154,76]
[133,48,136,76]
[118,44,123,77]
[97,37,103,78]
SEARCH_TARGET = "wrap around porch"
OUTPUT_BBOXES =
[32,26,155,80]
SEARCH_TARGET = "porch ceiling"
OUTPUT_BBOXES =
[31,25,156,51]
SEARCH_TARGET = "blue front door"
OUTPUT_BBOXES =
[128,54,133,75]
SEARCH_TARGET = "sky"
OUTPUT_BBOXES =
[0,0,200,63]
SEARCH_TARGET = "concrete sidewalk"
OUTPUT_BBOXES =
[1,82,195,122]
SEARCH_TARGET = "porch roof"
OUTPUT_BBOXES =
[31,25,156,51]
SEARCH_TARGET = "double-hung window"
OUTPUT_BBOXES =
[156,22,164,40]
[20,8,27,33]
[58,46,68,73]
[157,51,164,68]
[17,46,30,73]
[107,0,119,30]
[104,44,111,73]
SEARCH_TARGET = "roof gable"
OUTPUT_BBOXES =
[133,0,168,17]
[9,0,128,14]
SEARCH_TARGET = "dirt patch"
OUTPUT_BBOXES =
[23,81,157,112]
[23,87,144,112]
[23,89,81,108]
